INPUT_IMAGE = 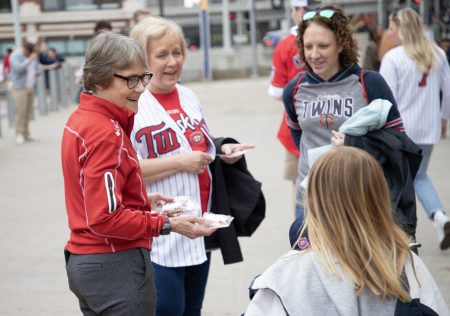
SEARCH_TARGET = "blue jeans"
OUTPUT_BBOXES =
[290,206,306,249]
[295,205,304,220]
[153,252,211,316]
[414,144,444,219]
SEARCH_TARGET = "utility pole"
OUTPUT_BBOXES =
[158,0,164,16]
[11,0,22,49]
[377,0,387,28]
[222,0,233,54]
[249,0,258,77]
[199,0,212,80]
[283,0,291,32]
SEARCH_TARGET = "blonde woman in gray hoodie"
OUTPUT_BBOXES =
[246,147,448,316]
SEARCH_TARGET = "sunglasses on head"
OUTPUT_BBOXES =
[303,9,335,21]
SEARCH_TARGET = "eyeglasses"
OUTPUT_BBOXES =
[303,9,335,21]
[113,72,153,89]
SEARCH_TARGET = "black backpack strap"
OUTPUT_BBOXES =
[394,268,439,316]
[360,68,369,104]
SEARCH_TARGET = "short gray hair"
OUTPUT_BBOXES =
[130,16,186,62]
[83,32,147,92]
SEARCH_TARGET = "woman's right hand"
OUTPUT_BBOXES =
[179,151,213,174]
[169,215,217,239]
[331,130,345,146]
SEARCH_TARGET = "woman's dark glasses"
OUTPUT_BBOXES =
[113,72,153,89]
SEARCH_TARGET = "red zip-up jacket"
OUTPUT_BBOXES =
[61,93,165,254]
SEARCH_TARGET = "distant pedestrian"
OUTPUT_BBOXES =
[2,47,13,82]
[380,8,450,250]
[47,47,65,67]
[430,14,443,45]
[133,9,151,24]
[121,9,151,35]
[9,42,38,145]
[246,147,449,316]
[378,9,402,60]
[363,25,383,71]
[61,32,216,316]
[36,39,60,91]
[268,0,310,216]
[93,20,112,35]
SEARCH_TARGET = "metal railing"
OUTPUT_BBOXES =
[0,64,80,137]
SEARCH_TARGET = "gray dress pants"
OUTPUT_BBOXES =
[65,248,156,316]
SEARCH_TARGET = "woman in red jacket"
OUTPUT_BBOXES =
[61,32,215,316]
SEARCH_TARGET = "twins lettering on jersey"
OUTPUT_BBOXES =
[302,97,354,128]
[175,113,199,134]
[135,114,205,158]
[135,123,180,158]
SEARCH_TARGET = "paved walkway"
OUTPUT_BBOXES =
[0,77,448,315]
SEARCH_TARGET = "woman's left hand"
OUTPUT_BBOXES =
[148,192,173,204]
[331,131,345,146]
[219,143,255,165]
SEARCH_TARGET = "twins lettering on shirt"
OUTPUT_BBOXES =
[135,123,180,158]
[302,97,354,128]
[135,112,205,158]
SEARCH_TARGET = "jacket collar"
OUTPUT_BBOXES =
[306,64,360,83]
[79,92,135,136]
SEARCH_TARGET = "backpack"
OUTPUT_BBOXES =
[395,269,438,316]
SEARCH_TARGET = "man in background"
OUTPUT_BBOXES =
[93,20,113,35]
[9,42,37,145]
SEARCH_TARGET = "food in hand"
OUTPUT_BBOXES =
[159,196,197,217]
[202,213,234,228]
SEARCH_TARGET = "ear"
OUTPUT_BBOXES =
[93,83,107,94]
[338,46,343,53]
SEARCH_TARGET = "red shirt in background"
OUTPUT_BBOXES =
[270,33,303,157]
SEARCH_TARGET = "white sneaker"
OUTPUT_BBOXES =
[433,211,450,250]
[16,134,25,145]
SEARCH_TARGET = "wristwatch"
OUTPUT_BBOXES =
[160,217,172,235]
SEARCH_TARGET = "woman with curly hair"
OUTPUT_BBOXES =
[283,5,404,229]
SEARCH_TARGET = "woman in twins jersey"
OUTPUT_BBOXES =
[380,8,450,251]
[130,17,252,316]
[284,5,405,243]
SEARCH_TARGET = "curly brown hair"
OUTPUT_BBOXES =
[296,5,359,72]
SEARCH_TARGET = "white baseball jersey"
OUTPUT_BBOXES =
[380,45,450,144]
[131,84,216,267]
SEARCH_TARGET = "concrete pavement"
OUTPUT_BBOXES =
[0,77,448,315]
